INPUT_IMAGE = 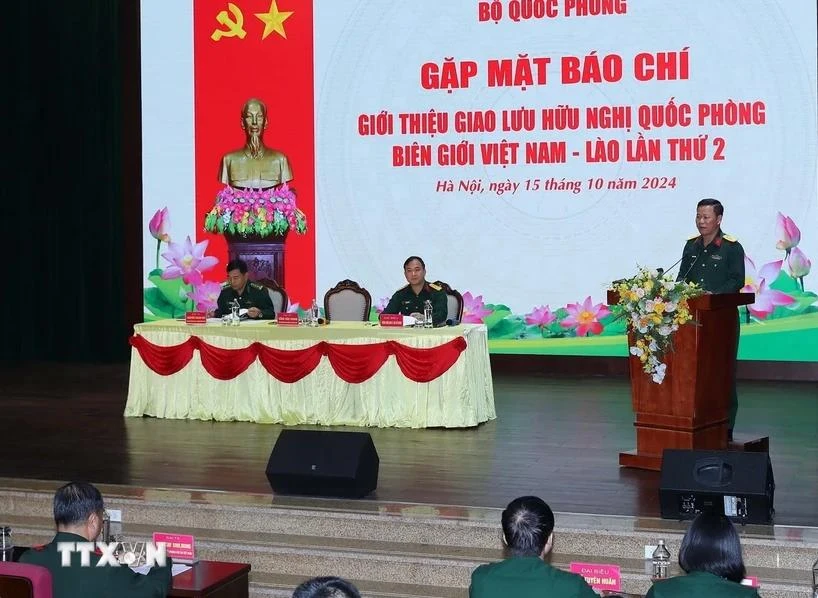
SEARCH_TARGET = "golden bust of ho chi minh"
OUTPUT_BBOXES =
[219,98,293,189]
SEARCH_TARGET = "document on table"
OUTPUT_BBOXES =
[131,564,192,576]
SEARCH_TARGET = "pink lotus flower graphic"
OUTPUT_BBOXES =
[461,292,492,323]
[525,305,556,328]
[741,256,796,319]
[187,281,222,312]
[775,212,801,255]
[375,297,390,313]
[788,247,811,280]
[148,207,171,269]
[161,236,219,286]
[560,296,610,337]
[149,207,171,242]
[287,302,301,313]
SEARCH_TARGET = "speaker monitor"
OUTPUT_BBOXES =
[659,449,774,524]
[266,430,379,498]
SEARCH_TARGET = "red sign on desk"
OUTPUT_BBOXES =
[153,532,197,564]
[379,313,404,327]
[569,562,621,592]
[184,311,207,325]
[277,312,299,326]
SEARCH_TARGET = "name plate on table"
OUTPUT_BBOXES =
[379,313,404,327]
[153,532,198,564]
[741,576,760,588]
[569,562,621,593]
[184,311,206,325]
[277,312,299,326]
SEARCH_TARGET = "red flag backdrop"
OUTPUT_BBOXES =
[193,0,315,305]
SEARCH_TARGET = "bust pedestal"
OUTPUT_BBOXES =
[225,232,287,284]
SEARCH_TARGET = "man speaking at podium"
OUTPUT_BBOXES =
[677,198,745,440]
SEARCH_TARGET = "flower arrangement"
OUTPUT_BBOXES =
[203,183,307,238]
[614,268,703,383]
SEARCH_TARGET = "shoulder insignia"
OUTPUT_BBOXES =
[428,283,442,291]
[722,234,738,242]
[250,282,264,290]
[221,282,230,288]
[687,234,700,241]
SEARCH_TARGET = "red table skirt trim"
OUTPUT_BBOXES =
[129,334,467,384]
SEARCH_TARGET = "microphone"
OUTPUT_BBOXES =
[678,254,699,283]
[658,254,685,277]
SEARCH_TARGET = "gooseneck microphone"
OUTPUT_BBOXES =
[657,254,685,277]
[678,254,699,283]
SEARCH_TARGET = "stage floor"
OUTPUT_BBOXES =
[1,362,815,526]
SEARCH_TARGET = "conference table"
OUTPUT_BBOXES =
[126,320,496,428]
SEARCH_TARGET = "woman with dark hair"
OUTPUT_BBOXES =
[647,513,759,597]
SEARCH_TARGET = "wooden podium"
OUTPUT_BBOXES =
[609,291,762,471]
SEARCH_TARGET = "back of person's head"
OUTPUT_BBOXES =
[679,512,746,583]
[53,482,104,527]
[500,496,555,557]
[292,576,361,598]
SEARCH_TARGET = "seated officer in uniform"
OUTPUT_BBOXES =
[469,496,597,598]
[19,481,173,598]
[677,198,745,440]
[646,512,758,598]
[382,256,448,326]
[213,259,276,319]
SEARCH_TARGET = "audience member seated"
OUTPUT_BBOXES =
[469,496,597,598]
[646,512,758,598]
[293,576,361,598]
[19,481,173,598]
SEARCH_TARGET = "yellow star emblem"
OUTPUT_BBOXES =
[255,0,294,40]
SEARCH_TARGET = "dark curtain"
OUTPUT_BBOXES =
[4,0,141,362]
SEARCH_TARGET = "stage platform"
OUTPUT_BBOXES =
[1,361,816,597]
[0,361,816,525]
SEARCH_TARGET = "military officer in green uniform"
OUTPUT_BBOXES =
[382,256,448,326]
[19,482,173,598]
[469,496,598,598]
[646,512,758,598]
[677,198,745,439]
[213,259,276,319]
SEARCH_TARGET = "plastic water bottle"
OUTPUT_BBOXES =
[310,299,320,326]
[231,299,240,326]
[0,526,12,561]
[423,300,433,328]
[652,540,671,580]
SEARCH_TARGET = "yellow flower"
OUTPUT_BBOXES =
[653,301,665,314]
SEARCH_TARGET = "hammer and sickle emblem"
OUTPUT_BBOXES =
[211,3,246,41]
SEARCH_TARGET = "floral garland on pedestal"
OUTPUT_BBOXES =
[614,267,703,383]
[203,183,307,237]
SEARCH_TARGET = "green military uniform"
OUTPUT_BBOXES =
[646,571,759,598]
[383,282,448,325]
[215,281,276,319]
[470,556,598,598]
[677,229,745,294]
[19,531,173,598]
[677,229,745,433]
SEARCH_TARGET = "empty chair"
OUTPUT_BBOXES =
[323,280,372,322]
[0,562,53,598]
[432,280,464,323]
[256,278,289,315]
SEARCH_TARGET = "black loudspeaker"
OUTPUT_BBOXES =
[659,449,775,524]
[265,430,379,498]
